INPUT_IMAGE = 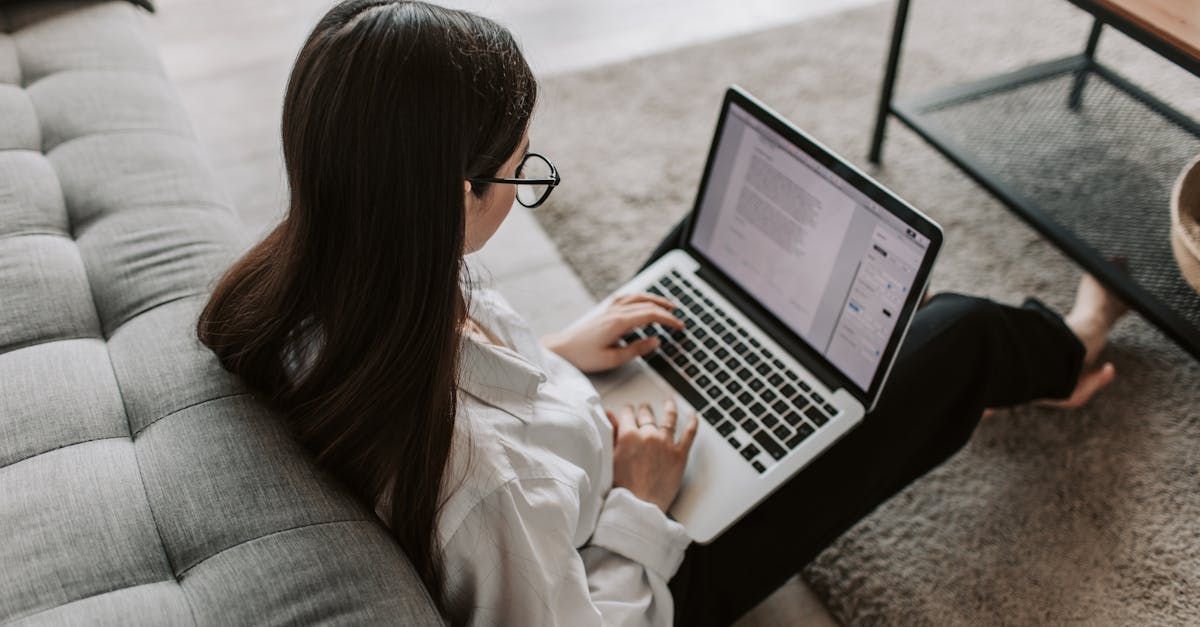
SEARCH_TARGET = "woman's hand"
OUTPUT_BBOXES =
[605,399,699,512]
[542,293,683,373]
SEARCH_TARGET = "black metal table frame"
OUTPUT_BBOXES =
[868,0,1200,361]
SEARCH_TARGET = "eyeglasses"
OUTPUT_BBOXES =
[469,152,560,208]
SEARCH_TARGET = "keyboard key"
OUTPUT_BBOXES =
[702,407,723,425]
[684,364,699,377]
[647,286,663,296]
[704,359,719,371]
[724,356,740,370]
[780,384,797,398]
[703,337,718,349]
[749,338,761,349]
[716,421,735,436]
[714,347,729,359]
[718,397,735,410]
[767,373,784,386]
[722,332,737,344]
[671,353,689,367]
[746,353,761,366]
[811,391,825,404]
[694,350,709,362]
[823,403,839,416]
[739,415,757,432]
[714,370,730,384]
[648,359,705,412]
[749,402,766,416]
[761,414,778,428]
[737,327,749,338]
[727,380,742,394]
[786,424,814,449]
[772,424,791,441]
[753,431,786,460]
[733,341,748,353]
[737,367,754,380]
[681,339,696,351]
[752,460,767,473]
[707,384,722,398]
[740,444,760,460]
[784,369,800,381]
[799,381,812,392]
[804,404,829,426]
[680,294,693,306]
[772,358,786,370]
[712,322,726,335]
[694,327,708,339]
[737,391,754,405]
[755,363,772,375]
[762,348,774,360]
[730,406,747,420]
[771,400,789,415]
[760,389,777,403]
[696,375,711,388]
[700,312,714,324]
[783,411,803,426]
[727,436,741,449]
[749,379,764,392]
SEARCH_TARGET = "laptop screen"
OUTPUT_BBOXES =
[689,101,932,391]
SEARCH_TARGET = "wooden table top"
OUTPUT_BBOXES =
[1090,0,1200,64]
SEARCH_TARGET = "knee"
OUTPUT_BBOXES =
[921,293,1006,342]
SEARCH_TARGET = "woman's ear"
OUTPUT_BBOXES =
[463,180,475,211]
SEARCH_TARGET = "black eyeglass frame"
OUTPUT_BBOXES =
[469,152,561,208]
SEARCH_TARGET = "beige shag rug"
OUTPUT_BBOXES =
[532,0,1200,623]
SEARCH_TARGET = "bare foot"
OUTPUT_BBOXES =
[1036,274,1128,408]
[1036,362,1117,409]
[1064,274,1128,368]
[983,275,1127,415]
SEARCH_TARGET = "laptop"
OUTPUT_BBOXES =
[580,86,943,543]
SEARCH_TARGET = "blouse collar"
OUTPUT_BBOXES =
[457,289,548,422]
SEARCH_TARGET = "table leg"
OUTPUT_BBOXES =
[869,0,913,164]
[1068,19,1104,110]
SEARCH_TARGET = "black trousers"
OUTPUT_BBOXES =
[641,220,1086,626]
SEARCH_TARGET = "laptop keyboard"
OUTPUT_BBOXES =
[623,270,841,473]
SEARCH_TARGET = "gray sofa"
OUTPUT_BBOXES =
[0,2,441,623]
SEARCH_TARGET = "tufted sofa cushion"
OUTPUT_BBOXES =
[0,2,442,624]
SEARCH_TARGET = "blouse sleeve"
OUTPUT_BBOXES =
[442,478,691,626]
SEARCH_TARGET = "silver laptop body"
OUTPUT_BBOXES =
[580,86,943,543]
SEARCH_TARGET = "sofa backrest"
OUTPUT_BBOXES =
[0,2,441,623]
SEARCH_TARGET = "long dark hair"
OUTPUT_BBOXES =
[197,0,536,609]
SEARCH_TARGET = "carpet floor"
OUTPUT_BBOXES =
[533,0,1200,623]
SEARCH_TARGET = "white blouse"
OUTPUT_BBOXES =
[422,288,693,626]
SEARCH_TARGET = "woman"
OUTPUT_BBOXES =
[198,1,1127,624]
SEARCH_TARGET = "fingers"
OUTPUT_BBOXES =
[675,411,699,453]
[614,292,675,310]
[604,336,660,369]
[616,404,639,434]
[636,403,656,428]
[660,398,678,432]
[613,305,684,333]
